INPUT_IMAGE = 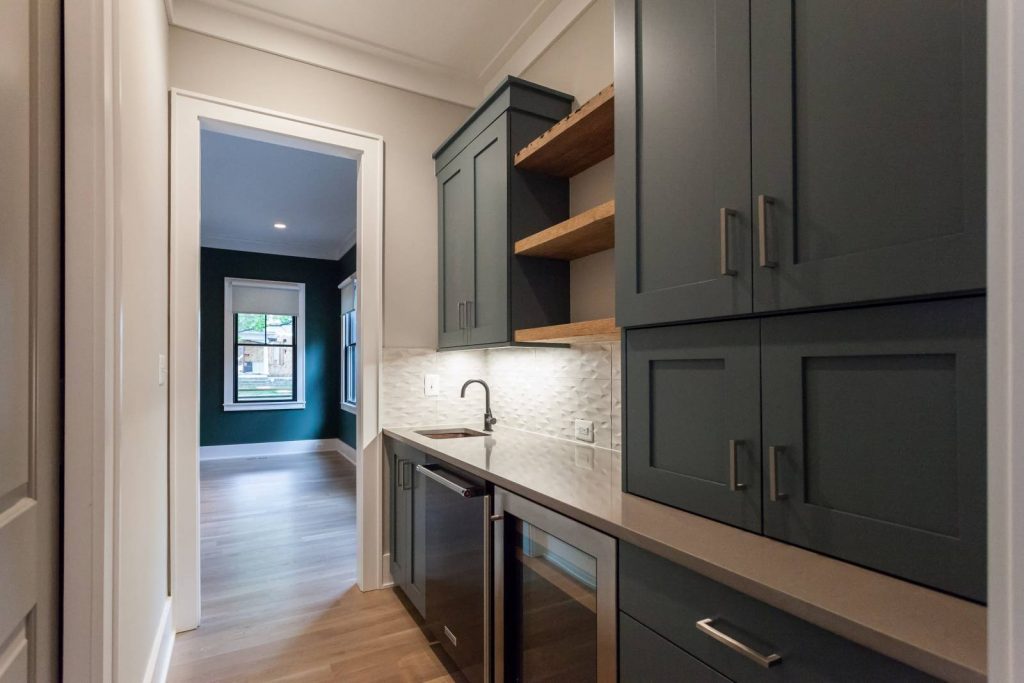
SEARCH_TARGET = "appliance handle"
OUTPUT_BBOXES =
[416,464,481,498]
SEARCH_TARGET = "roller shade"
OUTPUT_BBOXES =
[340,277,357,314]
[229,279,302,316]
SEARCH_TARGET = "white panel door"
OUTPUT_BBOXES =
[0,0,62,679]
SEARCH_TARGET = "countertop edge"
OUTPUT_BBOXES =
[381,427,986,683]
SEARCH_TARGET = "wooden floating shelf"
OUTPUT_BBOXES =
[515,200,615,260]
[514,84,614,177]
[515,318,621,345]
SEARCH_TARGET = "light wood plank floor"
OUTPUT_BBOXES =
[167,452,454,683]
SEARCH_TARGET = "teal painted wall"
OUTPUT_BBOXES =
[200,247,356,447]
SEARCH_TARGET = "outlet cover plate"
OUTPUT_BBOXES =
[574,419,594,443]
[424,373,440,397]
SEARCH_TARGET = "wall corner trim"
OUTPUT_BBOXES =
[142,598,175,683]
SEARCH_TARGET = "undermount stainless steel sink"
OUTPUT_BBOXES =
[416,428,488,440]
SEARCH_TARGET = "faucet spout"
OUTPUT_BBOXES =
[460,379,497,432]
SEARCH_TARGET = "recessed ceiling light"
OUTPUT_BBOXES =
[273,222,287,229]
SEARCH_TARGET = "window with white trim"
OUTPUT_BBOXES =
[340,276,357,412]
[223,278,306,411]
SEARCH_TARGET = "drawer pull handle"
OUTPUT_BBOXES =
[719,208,738,276]
[728,439,746,491]
[768,446,787,502]
[696,618,781,668]
[758,194,777,268]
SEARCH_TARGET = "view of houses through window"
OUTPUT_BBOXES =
[235,312,297,402]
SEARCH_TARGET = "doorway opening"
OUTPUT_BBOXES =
[169,92,385,635]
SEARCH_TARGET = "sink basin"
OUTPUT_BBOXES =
[416,428,488,440]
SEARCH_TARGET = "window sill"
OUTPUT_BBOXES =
[223,401,306,412]
[340,402,358,415]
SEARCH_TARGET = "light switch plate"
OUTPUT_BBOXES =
[574,419,594,443]
[424,373,440,397]
[158,353,168,386]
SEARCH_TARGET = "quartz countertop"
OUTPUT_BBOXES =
[383,425,986,683]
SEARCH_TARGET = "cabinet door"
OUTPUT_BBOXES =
[750,0,986,312]
[625,320,762,532]
[389,451,409,590]
[438,156,473,348]
[406,457,427,617]
[761,298,986,601]
[615,0,752,327]
[465,116,509,346]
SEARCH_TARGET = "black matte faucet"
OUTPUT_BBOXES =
[461,379,497,432]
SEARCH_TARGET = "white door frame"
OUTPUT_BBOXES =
[169,90,385,632]
[986,0,1024,676]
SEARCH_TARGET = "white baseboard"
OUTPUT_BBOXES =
[382,552,394,587]
[337,439,356,465]
[142,597,175,683]
[200,438,352,461]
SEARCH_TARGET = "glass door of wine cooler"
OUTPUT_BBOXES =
[493,489,616,683]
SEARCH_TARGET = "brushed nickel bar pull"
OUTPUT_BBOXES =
[458,301,465,330]
[696,618,782,668]
[467,300,475,329]
[720,208,737,276]
[728,439,746,491]
[768,446,787,501]
[758,195,777,268]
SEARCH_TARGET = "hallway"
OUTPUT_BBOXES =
[167,452,453,682]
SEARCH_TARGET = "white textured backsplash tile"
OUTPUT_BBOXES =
[381,342,622,451]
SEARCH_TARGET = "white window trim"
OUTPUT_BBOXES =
[339,273,358,414]
[223,277,306,411]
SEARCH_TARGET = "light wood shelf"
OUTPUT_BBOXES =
[515,318,620,345]
[515,200,615,260]
[513,84,614,177]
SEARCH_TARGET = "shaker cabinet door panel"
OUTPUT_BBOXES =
[750,0,986,312]
[616,0,753,327]
[625,320,762,532]
[438,159,473,348]
[761,298,986,601]
[466,117,509,346]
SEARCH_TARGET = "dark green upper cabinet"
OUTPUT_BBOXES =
[625,319,762,532]
[750,0,986,313]
[761,297,986,601]
[434,78,573,349]
[615,0,754,328]
[615,0,986,328]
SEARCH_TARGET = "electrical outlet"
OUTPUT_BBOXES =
[574,419,594,443]
[423,373,440,397]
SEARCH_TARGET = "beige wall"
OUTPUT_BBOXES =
[522,0,615,321]
[168,28,471,348]
[115,0,171,681]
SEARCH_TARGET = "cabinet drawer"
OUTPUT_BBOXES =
[620,612,730,682]
[619,543,937,682]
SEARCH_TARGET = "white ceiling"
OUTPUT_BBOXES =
[200,127,358,260]
[166,0,595,105]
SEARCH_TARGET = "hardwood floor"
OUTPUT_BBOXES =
[167,452,454,683]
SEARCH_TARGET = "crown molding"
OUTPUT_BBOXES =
[165,0,595,107]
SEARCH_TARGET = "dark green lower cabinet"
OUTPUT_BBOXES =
[761,297,986,602]
[387,438,427,617]
[624,297,986,601]
[618,543,938,682]
[625,320,762,532]
[620,612,729,682]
